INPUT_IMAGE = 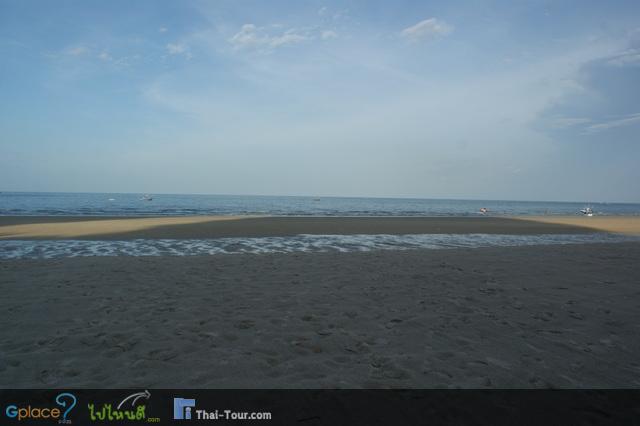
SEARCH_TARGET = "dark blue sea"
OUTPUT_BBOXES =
[1,192,639,217]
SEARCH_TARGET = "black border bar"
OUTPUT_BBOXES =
[1,389,640,425]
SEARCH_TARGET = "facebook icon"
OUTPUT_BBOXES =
[174,398,196,420]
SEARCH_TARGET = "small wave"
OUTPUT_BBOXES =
[1,233,638,259]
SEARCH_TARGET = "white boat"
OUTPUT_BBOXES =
[580,206,593,216]
[141,194,153,201]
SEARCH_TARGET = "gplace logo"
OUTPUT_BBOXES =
[173,398,196,420]
[5,392,77,423]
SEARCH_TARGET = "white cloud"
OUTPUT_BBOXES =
[159,27,168,33]
[317,7,348,20]
[332,9,349,20]
[321,30,338,40]
[166,43,192,58]
[585,113,640,133]
[229,24,309,50]
[551,117,591,128]
[270,30,308,47]
[98,51,112,61]
[607,48,640,66]
[228,24,260,48]
[65,45,89,56]
[400,18,453,41]
[166,43,186,54]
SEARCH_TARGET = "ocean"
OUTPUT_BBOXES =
[1,192,639,217]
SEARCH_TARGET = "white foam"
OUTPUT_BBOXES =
[1,233,638,260]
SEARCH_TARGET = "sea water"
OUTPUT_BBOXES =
[1,233,639,259]
[1,192,639,217]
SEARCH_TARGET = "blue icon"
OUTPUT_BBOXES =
[6,405,18,418]
[174,398,196,420]
[55,393,77,421]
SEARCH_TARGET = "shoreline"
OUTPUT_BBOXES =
[1,215,640,240]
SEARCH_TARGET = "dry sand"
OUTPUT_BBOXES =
[514,215,640,235]
[2,215,640,240]
[0,215,252,240]
[1,243,639,388]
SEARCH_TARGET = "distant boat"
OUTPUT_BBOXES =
[141,194,153,201]
[580,206,594,217]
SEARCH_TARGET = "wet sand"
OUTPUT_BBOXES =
[1,215,640,240]
[1,243,639,388]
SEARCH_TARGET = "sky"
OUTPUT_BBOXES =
[1,0,639,202]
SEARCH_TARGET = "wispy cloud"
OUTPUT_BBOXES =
[551,117,592,128]
[321,30,338,40]
[65,45,89,56]
[607,48,640,66]
[332,9,349,21]
[400,18,453,41]
[166,42,191,58]
[54,44,137,68]
[585,112,640,133]
[229,24,309,51]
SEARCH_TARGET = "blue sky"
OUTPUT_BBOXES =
[1,0,639,202]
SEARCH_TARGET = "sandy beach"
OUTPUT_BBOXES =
[1,242,639,388]
[1,215,640,240]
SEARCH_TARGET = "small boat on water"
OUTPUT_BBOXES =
[580,206,594,216]
[141,194,153,201]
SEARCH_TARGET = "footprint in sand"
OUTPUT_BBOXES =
[370,357,410,380]
[222,333,238,342]
[568,311,584,320]
[235,320,255,329]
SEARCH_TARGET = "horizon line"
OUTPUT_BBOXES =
[1,190,638,206]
